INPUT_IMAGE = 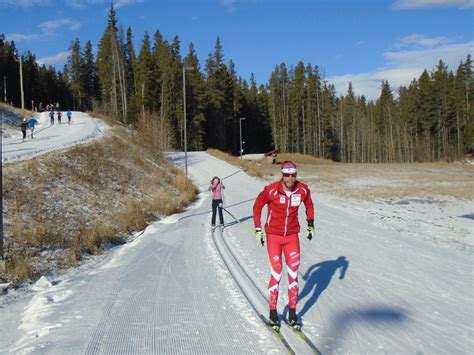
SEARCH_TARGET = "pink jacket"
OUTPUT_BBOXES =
[210,181,225,200]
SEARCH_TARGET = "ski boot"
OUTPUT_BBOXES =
[269,309,280,331]
[288,308,301,330]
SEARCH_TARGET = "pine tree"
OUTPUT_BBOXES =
[124,27,136,122]
[67,38,84,110]
[183,42,207,150]
[96,3,127,122]
[83,40,99,109]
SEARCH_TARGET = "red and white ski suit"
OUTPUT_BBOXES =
[253,180,314,310]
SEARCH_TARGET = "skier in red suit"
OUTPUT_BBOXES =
[253,161,315,328]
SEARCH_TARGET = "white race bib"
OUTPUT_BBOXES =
[291,194,301,207]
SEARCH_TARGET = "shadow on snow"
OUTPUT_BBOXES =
[297,256,349,318]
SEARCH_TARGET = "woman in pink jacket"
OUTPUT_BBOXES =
[209,176,225,228]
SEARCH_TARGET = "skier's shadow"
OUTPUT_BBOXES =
[298,256,349,317]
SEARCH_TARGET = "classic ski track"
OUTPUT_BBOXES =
[85,243,177,354]
[219,229,323,354]
[212,227,322,354]
[211,228,294,354]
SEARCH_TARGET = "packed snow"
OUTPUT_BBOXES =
[1,111,106,163]
[0,121,473,353]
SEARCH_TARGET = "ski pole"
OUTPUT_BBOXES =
[222,207,240,224]
[221,188,244,225]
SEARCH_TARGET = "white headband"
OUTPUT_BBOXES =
[281,167,297,174]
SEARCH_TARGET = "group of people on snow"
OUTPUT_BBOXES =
[49,110,72,125]
[39,102,60,113]
[20,110,73,142]
[210,160,314,330]
[20,116,38,141]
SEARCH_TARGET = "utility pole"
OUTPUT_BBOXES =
[239,117,246,160]
[3,76,6,103]
[20,57,25,109]
[182,65,194,177]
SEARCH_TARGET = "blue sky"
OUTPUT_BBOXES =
[1,0,473,100]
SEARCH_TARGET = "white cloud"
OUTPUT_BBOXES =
[115,0,143,9]
[328,39,474,101]
[65,0,104,9]
[7,18,82,43]
[64,0,141,9]
[37,51,71,66]
[220,0,238,12]
[39,18,82,34]
[5,33,41,42]
[394,34,450,49]
[393,0,474,10]
[1,0,49,8]
[384,41,474,68]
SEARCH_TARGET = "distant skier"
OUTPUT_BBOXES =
[57,111,62,124]
[49,110,55,125]
[253,161,315,330]
[28,116,39,139]
[20,118,28,141]
[209,176,225,229]
[66,110,72,124]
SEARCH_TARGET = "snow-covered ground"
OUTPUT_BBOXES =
[0,148,472,354]
[1,111,107,163]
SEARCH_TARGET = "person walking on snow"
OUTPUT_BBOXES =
[20,118,28,141]
[209,176,225,228]
[57,111,62,124]
[253,161,315,329]
[49,110,55,125]
[66,110,72,124]
[28,116,39,139]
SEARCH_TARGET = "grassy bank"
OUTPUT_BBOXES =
[1,121,197,285]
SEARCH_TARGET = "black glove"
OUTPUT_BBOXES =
[307,220,314,241]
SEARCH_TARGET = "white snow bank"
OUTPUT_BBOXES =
[2,111,107,163]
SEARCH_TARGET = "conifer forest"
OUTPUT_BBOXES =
[1,4,472,163]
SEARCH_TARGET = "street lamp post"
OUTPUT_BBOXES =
[3,76,7,103]
[239,117,246,160]
[19,57,24,109]
[182,65,194,176]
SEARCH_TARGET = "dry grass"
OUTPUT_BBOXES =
[116,198,149,233]
[0,102,33,121]
[1,121,198,284]
[207,149,267,178]
[148,191,181,216]
[6,250,35,283]
[174,173,199,205]
[298,162,474,200]
[79,222,117,255]
[211,150,474,201]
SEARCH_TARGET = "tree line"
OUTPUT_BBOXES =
[1,3,472,162]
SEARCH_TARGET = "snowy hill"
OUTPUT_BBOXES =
[1,110,106,163]
[1,148,472,354]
